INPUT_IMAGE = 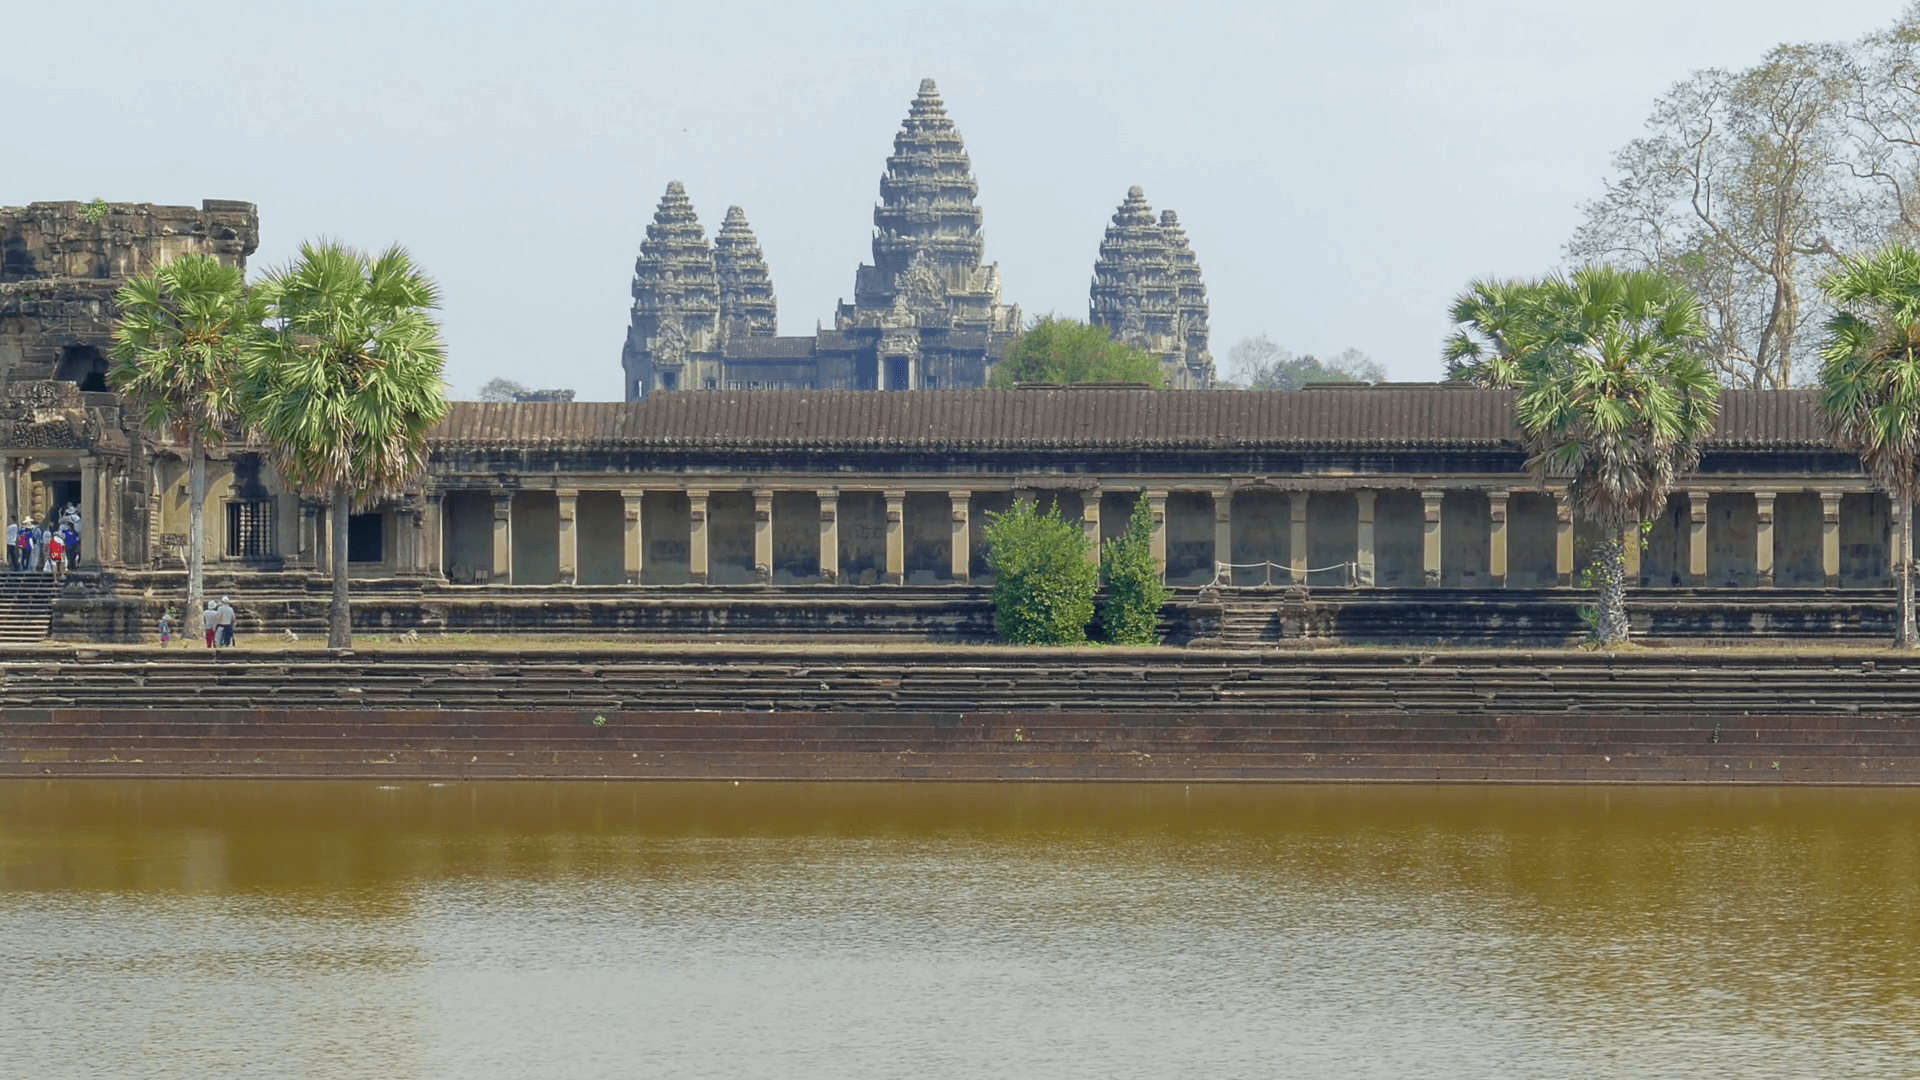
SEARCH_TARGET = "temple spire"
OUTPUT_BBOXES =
[1088,186,1211,388]
[870,77,984,290]
[621,181,720,399]
[715,205,778,340]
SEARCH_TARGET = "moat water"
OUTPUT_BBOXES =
[1,781,1916,1079]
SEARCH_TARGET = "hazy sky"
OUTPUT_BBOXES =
[6,0,1909,396]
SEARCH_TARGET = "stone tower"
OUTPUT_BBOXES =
[623,181,722,400]
[840,79,1019,334]
[1160,210,1212,382]
[1088,186,1213,388]
[714,205,777,341]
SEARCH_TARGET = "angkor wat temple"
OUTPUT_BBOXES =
[1,178,1911,646]
[618,79,1215,398]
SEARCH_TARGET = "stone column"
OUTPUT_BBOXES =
[1688,493,1709,587]
[753,489,774,584]
[1622,525,1641,585]
[1554,493,1575,587]
[1081,489,1102,567]
[423,492,444,579]
[1487,488,1509,588]
[1212,491,1233,583]
[949,491,973,583]
[688,489,710,584]
[1289,492,1309,585]
[79,455,100,570]
[1821,491,1843,586]
[1754,491,1776,587]
[301,500,320,571]
[818,489,840,584]
[1421,490,1444,587]
[2,456,17,538]
[556,488,578,585]
[884,490,905,585]
[1354,490,1377,587]
[1147,490,1168,581]
[622,491,643,584]
[491,493,512,584]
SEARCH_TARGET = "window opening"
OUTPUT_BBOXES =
[226,501,276,558]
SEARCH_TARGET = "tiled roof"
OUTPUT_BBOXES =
[429,388,1833,451]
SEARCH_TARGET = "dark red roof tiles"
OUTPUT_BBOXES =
[429,388,1833,451]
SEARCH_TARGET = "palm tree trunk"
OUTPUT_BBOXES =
[329,485,352,649]
[1595,533,1630,645]
[187,429,206,625]
[1902,500,1917,648]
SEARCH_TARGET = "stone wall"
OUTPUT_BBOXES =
[0,200,258,384]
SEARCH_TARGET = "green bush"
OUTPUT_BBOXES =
[1101,496,1168,645]
[982,500,1097,644]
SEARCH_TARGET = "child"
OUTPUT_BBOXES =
[157,607,175,648]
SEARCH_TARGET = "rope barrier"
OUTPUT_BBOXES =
[1208,560,1357,587]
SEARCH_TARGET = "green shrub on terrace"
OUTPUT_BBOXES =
[1101,496,1168,645]
[982,500,1096,645]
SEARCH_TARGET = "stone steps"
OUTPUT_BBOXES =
[0,573,57,644]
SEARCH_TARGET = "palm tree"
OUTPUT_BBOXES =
[1508,266,1719,645]
[108,253,264,620]
[1442,277,1551,388]
[243,241,447,648]
[1815,246,1920,647]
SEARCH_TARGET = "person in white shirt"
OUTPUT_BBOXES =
[216,596,236,647]
[4,520,16,572]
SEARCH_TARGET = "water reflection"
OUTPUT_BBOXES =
[2,781,1916,1079]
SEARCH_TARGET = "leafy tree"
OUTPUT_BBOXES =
[1568,45,1857,389]
[1224,334,1382,389]
[108,253,265,620]
[1100,496,1167,645]
[1815,246,1920,646]
[476,377,530,402]
[982,500,1097,645]
[243,241,448,648]
[989,315,1164,388]
[1505,267,1719,645]
[1443,278,1553,387]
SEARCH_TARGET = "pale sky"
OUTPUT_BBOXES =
[5,0,1908,396]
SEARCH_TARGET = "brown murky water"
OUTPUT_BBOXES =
[1,781,1917,1079]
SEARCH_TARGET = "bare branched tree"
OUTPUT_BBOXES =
[1569,44,1860,389]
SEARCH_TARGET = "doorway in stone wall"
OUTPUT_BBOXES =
[55,346,110,392]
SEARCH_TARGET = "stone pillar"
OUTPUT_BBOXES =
[688,489,710,584]
[818,489,840,584]
[1622,525,1641,584]
[1554,493,1575,587]
[79,456,100,570]
[423,492,444,579]
[1081,490,1101,567]
[946,490,973,583]
[1289,492,1309,585]
[622,491,643,584]
[1754,491,1776,587]
[1421,490,1444,587]
[1147,490,1168,581]
[1821,491,1843,586]
[556,489,578,585]
[2,456,17,538]
[1354,490,1377,587]
[1688,493,1709,587]
[884,490,905,585]
[301,500,321,571]
[1213,491,1233,583]
[753,489,774,584]
[1487,488,1509,588]
[491,493,512,584]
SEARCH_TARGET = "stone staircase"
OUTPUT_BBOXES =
[3,649,1918,781]
[0,573,58,644]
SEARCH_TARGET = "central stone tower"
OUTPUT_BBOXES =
[837,79,1019,337]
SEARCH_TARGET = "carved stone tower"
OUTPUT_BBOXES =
[840,79,1018,336]
[623,181,722,400]
[1088,186,1213,388]
[714,205,778,342]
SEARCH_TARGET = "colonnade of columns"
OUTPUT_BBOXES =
[412,481,1895,589]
